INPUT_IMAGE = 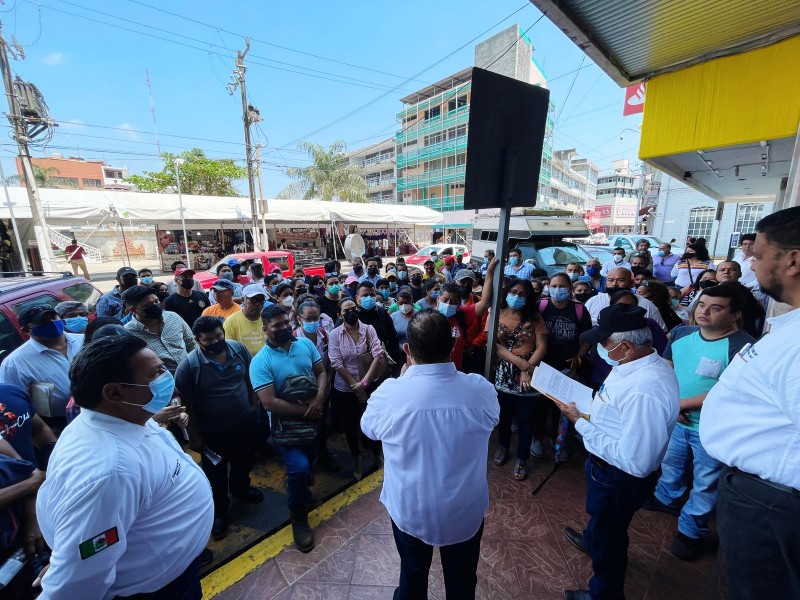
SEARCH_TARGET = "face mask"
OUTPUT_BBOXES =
[410,276,422,285]
[575,292,593,304]
[399,303,413,315]
[671,298,681,307]
[379,289,390,299]
[32,320,65,338]
[328,284,341,295]
[353,265,364,275]
[296,288,308,296]
[699,280,717,290]
[438,302,458,318]
[180,279,195,290]
[272,327,293,345]
[613,255,624,263]
[508,256,519,266]
[240,267,248,274]
[329,271,338,277]
[64,316,88,332]
[281,295,295,308]
[605,286,626,296]
[302,320,320,333]
[397,271,408,280]
[631,266,643,275]
[219,271,234,281]
[388,268,397,274]
[542,285,550,297]
[314,285,325,294]
[568,273,579,282]
[270,285,279,294]
[597,341,624,367]
[506,294,526,309]
[586,265,600,277]
[343,311,359,326]
[656,251,666,257]
[141,304,163,320]
[140,276,153,285]
[550,288,571,302]
[367,267,378,276]
[156,292,169,302]
[122,371,175,414]
[430,290,440,300]
[202,339,227,355]
[359,296,377,310]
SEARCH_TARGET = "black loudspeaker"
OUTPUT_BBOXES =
[463,67,550,210]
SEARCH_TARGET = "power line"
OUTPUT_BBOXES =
[554,55,585,123]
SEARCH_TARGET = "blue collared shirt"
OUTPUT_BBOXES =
[0,334,84,417]
[96,287,124,319]
[503,262,534,280]
[361,363,499,546]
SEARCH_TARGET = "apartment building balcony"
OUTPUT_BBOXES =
[365,176,396,191]
[395,107,470,145]
[404,194,465,212]
[396,164,466,192]
[396,135,467,168]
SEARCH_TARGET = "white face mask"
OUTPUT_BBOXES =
[281,295,294,307]
[613,254,624,263]
[399,303,413,314]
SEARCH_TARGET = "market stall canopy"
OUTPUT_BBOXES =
[0,188,444,225]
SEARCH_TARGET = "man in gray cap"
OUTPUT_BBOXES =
[558,303,680,600]
[96,266,139,320]
[55,301,89,334]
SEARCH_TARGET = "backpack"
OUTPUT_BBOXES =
[186,340,250,389]
[539,298,585,322]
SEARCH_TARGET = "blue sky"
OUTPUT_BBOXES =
[2,0,643,197]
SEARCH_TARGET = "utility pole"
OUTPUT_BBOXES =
[255,144,269,251]
[174,158,190,268]
[0,22,55,272]
[227,39,263,251]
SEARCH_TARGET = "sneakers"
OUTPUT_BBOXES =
[670,531,703,561]
[641,495,680,517]
[530,439,544,459]
[233,487,264,504]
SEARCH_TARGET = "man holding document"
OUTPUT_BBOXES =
[539,304,679,600]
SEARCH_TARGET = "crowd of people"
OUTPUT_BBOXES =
[0,206,796,600]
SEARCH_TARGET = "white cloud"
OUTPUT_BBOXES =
[116,123,139,140]
[43,53,64,66]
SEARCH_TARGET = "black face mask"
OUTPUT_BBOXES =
[353,265,364,274]
[141,304,163,319]
[699,280,718,290]
[121,276,138,289]
[202,339,227,354]
[631,266,644,275]
[575,292,594,304]
[410,276,422,285]
[367,267,378,276]
[273,327,292,344]
[606,286,627,296]
[156,292,169,301]
[460,282,473,295]
[180,279,195,290]
[343,311,359,326]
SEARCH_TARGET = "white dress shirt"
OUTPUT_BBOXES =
[585,293,667,331]
[37,410,213,600]
[575,351,680,477]
[361,363,499,546]
[700,308,800,489]
[733,250,757,287]
[0,334,84,417]
[600,259,631,277]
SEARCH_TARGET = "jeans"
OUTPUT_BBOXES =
[331,387,379,457]
[391,520,483,600]
[497,390,533,461]
[277,443,316,509]
[115,558,201,599]
[654,425,723,539]
[583,457,657,600]
[200,415,258,518]
[717,467,800,600]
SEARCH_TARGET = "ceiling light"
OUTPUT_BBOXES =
[761,153,767,160]
[734,166,739,177]
[705,159,713,166]
[760,140,767,147]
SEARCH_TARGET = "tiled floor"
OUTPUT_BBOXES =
[213,445,727,599]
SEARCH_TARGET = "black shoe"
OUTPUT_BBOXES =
[563,527,588,555]
[317,452,341,472]
[198,548,214,567]
[289,506,315,553]
[211,517,228,541]
[233,486,264,504]
[563,591,592,600]
[642,495,680,517]
[670,531,703,561]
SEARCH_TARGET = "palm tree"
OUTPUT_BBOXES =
[277,141,368,202]
[7,165,61,187]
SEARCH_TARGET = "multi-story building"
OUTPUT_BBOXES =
[593,159,641,234]
[394,24,552,216]
[542,149,599,213]
[17,154,133,191]
[345,138,395,204]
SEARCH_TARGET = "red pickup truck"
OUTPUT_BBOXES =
[193,251,327,290]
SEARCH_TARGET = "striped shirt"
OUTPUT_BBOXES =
[125,311,196,373]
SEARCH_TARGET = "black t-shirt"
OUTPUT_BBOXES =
[0,384,37,465]
[409,285,425,302]
[540,300,593,371]
[357,307,402,364]
[164,291,209,327]
[317,294,341,322]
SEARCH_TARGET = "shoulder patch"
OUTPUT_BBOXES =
[79,527,119,559]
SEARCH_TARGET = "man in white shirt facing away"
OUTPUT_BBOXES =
[557,303,679,600]
[700,206,800,600]
[361,310,499,600]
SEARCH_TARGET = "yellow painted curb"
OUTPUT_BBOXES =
[202,470,384,599]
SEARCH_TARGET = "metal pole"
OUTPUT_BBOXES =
[116,212,131,267]
[0,160,26,273]
[255,144,268,250]
[174,159,191,267]
[484,147,517,379]
[236,41,260,247]
[635,163,646,235]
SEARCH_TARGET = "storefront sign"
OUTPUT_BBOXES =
[623,82,646,116]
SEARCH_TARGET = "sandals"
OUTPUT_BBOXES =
[493,447,508,466]
[513,460,528,481]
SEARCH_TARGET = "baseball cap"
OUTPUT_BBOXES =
[581,304,648,345]
[174,267,195,277]
[455,269,475,282]
[242,284,267,299]
[117,266,137,278]
[211,279,236,292]
[444,255,456,264]
[19,305,58,327]
[225,258,240,267]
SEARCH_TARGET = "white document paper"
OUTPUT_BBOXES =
[532,362,593,416]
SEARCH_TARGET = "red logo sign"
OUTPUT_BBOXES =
[623,83,646,116]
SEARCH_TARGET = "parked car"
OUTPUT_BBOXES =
[192,251,327,290]
[405,243,471,267]
[605,234,664,252]
[0,274,102,364]
[578,244,615,264]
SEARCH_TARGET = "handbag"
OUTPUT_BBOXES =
[356,327,391,395]
[271,374,319,446]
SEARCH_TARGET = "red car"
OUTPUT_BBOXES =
[192,251,327,290]
[0,274,102,364]
[405,243,471,267]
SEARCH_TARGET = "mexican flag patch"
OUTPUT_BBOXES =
[79,527,119,560]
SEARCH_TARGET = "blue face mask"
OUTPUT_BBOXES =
[389,283,398,293]
[568,273,579,282]
[121,370,175,413]
[506,294,526,309]
[508,256,519,266]
[597,341,624,367]
[431,290,441,300]
[656,250,666,257]
[31,319,65,338]
[586,265,601,277]
[438,302,458,318]
[302,320,320,333]
[328,284,341,295]
[359,296,377,310]
[329,271,339,277]
[379,289,390,299]
[64,316,89,332]
[550,288,571,302]
[140,276,153,285]
[397,271,408,280]
[270,285,278,293]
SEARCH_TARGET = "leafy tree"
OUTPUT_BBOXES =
[277,141,368,202]
[7,165,60,187]
[125,149,247,196]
